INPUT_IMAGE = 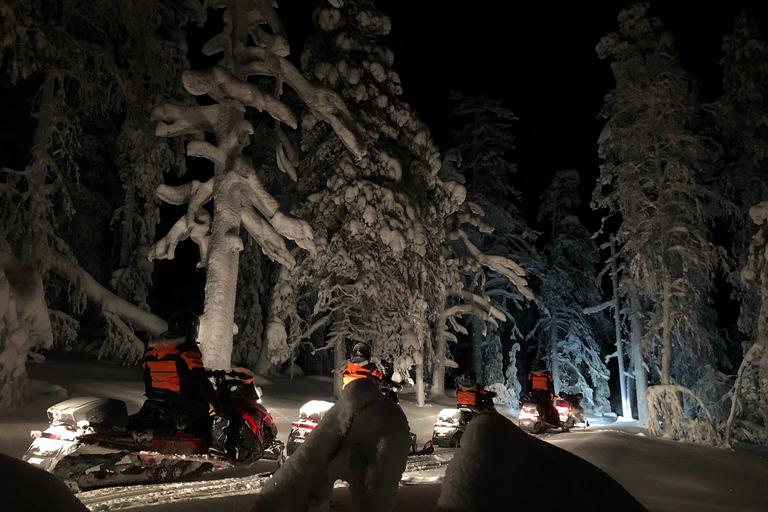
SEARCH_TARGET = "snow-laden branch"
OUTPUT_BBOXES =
[182,67,297,127]
[48,244,166,336]
[148,180,213,264]
[646,384,723,446]
[724,340,766,447]
[151,103,220,137]
[583,300,613,315]
[450,228,533,298]
[241,207,295,269]
[242,47,366,160]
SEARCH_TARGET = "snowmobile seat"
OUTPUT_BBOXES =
[128,399,201,435]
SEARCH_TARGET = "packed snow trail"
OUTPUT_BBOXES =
[78,470,273,511]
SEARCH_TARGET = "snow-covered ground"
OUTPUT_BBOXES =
[1,353,767,511]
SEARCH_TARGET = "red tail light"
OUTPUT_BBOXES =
[556,405,570,414]
[293,419,318,429]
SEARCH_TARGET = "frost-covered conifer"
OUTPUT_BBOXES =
[148,0,365,370]
[533,169,610,412]
[448,93,537,395]
[725,201,768,445]
[716,14,768,342]
[0,1,198,368]
[596,3,728,440]
[263,0,463,402]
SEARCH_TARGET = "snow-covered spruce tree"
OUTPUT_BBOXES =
[0,248,53,407]
[595,3,728,442]
[532,169,610,413]
[432,203,533,398]
[149,0,365,371]
[263,0,468,403]
[446,92,537,396]
[725,201,768,445]
[716,13,768,348]
[0,1,198,368]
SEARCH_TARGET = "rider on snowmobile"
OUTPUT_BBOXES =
[456,370,496,411]
[142,309,217,418]
[527,358,560,426]
[342,342,388,389]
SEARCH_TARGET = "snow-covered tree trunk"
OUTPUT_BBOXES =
[549,309,560,392]
[430,288,449,396]
[611,237,631,418]
[200,165,244,369]
[471,317,484,385]
[333,343,345,400]
[630,283,649,424]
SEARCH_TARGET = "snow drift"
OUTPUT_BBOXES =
[0,453,88,512]
[251,378,410,512]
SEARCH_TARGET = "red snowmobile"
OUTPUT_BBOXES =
[22,370,284,492]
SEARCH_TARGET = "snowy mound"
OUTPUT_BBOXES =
[0,453,88,512]
[252,378,410,512]
[437,412,648,512]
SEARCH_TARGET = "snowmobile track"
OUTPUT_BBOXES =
[78,471,275,511]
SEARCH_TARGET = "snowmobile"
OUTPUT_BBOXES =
[22,369,284,492]
[518,392,588,434]
[555,392,588,430]
[431,398,497,448]
[286,381,433,457]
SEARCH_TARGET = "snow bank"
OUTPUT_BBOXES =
[437,412,648,512]
[251,378,410,512]
[0,453,88,512]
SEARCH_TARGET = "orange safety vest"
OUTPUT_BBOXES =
[342,362,384,389]
[530,371,552,391]
[457,388,479,406]
[143,341,204,393]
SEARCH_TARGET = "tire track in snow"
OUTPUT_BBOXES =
[78,471,273,511]
[77,452,455,510]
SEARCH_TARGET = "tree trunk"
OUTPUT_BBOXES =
[415,361,425,407]
[119,176,136,268]
[430,289,448,397]
[611,237,631,419]
[661,272,672,386]
[198,156,245,370]
[333,342,345,399]
[471,317,484,384]
[549,309,560,392]
[630,283,649,424]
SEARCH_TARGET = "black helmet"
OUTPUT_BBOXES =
[533,358,547,372]
[457,370,477,389]
[168,309,200,341]
[351,342,371,361]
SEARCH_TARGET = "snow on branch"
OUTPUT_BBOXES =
[241,208,295,269]
[647,384,723,446]
[151,103,221,137]
[450,228,533,298]
[149,180,213,265]
[242,46,366,160]
[583,300,613,315]
[182,67,297,127]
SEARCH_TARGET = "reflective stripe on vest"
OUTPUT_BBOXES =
[531,372,550,390]
[343,373,366,388]
[146,360,181,391]
[457,388,477,405]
